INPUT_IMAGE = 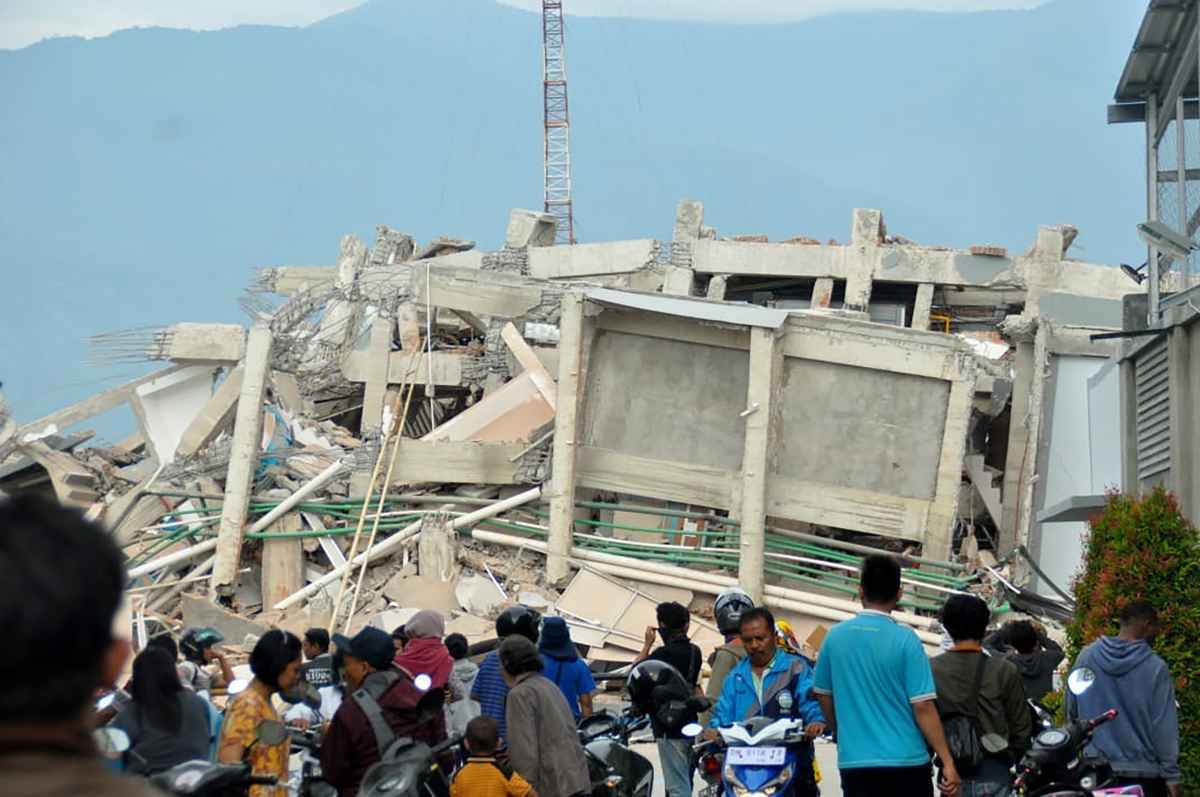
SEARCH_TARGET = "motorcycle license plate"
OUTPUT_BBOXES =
[726,747,786,766]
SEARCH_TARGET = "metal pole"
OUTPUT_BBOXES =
[1148,93,1162,326]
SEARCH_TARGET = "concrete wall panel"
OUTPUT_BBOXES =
[581,329,749,471]
[775,360,949,500]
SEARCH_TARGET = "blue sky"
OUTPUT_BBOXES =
[2,0,1049,49]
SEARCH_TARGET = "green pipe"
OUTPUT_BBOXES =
[571,499,963,573]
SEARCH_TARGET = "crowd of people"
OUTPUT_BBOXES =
[0,492,1185,797]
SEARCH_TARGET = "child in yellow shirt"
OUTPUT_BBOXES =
[450,716,538,797]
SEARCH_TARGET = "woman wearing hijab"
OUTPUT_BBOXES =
[538,617,596,720]
[394,610,454,689]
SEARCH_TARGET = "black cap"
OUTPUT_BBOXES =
[332,627,394,670]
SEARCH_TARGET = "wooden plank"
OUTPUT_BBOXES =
[388,440,526,484]
[262,512,304,609]
[576,447,735,509]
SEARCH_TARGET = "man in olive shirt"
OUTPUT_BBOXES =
[932,595,1031,794]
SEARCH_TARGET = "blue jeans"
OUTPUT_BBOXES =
[960,780,1007,797]
[656,737,693,797]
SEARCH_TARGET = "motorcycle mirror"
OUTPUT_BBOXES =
[227,678,250,696]
[680,723,704,738]
[94,727,131,756]
[1067,667,1096,696]
[413,673,433,692]
[256,720,289,747]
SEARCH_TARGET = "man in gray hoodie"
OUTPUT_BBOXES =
[1067,602,1181,797]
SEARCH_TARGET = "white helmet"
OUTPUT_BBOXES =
[714,587,755,635]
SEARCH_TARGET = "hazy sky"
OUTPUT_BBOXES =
[2,0,1047,49]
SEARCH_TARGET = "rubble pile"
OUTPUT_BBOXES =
[1,202,1126,660]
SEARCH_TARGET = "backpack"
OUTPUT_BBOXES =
[352,670,442,796]
[939,654,988,774]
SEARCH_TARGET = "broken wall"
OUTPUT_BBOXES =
[567,296,975,557]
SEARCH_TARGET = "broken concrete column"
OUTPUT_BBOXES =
[912,283,935,331]
[261,510,304,609]
[673,200,704,242]
[211,324,273,597]
[175,366,244,459]
[162,323,246,362]
[312,235,367,357]
[1033,226,1067,261]
[738,327,783,604]
[547,293,586,584]
[417,514,457,582]
[851,208,885,246]
[18,440,99,508]
[662,267,696,296]
[360,317,393,438]
[505,210,557,249]
[706,275,729,301]
[811,278,835,310]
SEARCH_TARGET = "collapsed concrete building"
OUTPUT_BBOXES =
[0,200,1141,660]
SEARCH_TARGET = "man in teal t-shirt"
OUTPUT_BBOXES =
[813,555,961,797]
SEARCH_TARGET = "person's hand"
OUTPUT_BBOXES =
[938,761,961,796]
[289,718,311,731]
[204,646,225,663]
[644,626,658,647]
[802,722,826,740]
[701,729,720,742]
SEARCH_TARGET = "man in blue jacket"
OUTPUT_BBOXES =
[706,607,826,797]
[1067,601,1180,797]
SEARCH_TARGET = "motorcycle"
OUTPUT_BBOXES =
[357,734,462,797]
[577,709,655,797]
[683,717,815,797]
[1004,668,1144,797]
[689,734,724,797]
[288,725,336,797]
[150,720,289,796]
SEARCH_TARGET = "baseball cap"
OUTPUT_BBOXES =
[332,627,395,670]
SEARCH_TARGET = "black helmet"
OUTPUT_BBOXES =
[180,627,224,664]
[714,587,754,636]
[626,660,690,715]
[495,606,541,643]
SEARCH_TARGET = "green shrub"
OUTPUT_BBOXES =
[1067,488,1200,790]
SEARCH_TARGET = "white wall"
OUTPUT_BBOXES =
[1034,356,1110,597]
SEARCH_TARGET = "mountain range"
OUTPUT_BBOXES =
[0,0,1147,432]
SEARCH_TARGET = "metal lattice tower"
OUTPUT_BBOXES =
[542,1,575,245]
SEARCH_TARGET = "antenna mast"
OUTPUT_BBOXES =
[542,1,575,245]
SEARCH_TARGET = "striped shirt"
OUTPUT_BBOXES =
[471,651,510,740]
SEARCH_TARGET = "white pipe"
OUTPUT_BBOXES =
[128,538,219,579]
[246,459,347,535]
[127,460,347,581]
[274,486,542,610]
